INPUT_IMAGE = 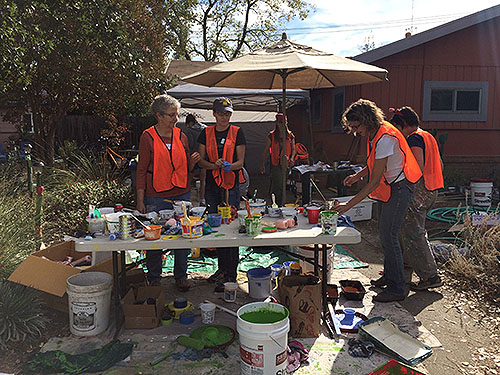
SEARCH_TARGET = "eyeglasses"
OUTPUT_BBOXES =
[216,111,232,117]
[162,112,178,119]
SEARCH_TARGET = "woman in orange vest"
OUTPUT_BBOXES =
[260,113,295,206]
[198,97,246,292]
[389,106,444,291]
[332,99,422,302]
[136,94,200,291]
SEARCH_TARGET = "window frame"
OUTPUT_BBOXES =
[422,81,488,122]
[330,87,345,134]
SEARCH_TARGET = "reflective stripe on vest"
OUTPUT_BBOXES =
[411,129,444,191]
[145,126,188,192]
[270,130,292,166]
[205,125,246,189]
[367,121,422,202]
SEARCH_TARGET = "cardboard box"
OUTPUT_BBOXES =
[122,286,165,329]
[336,195,375,221]
[8,241,121,312]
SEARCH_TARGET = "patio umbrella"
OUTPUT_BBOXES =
[182,33,388,204]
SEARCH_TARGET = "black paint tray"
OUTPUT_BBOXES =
[339,279,366,300]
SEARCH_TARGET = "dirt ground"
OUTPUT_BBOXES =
[1,190,500,374]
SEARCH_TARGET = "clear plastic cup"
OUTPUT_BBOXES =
[200,302,216,324]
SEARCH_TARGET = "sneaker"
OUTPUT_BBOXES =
[370,275,387,288]
[372,291,405,303]
[410,276,443,291]
[175,278,191,292]
[214,278,236,293]
[207,269,225,284]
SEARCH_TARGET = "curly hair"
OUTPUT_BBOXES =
[389,106,420,128]
[150,94,180,115]
[342,99,384,134]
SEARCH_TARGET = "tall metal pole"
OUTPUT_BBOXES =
[281,73,288,206]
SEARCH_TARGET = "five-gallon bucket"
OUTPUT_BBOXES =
[237,302,290,375]
[66,272,113,336]
[470,179,493,207]
[247,268,272,299]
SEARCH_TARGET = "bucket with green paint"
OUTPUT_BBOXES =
[237,302,289,375]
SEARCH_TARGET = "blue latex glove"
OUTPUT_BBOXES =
[222,161,232,172]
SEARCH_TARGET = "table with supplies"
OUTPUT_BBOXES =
[71,214,361,337]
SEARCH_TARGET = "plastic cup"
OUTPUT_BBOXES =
[341,308,356,325]
[270,264,283,280]
[307,206,320,224]
[200,302,216,324]
[223,282,238,302]
[320,210,339,235]
[245,216,261,236]
[283,261,295,276]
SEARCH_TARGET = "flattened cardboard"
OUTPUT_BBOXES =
[122,286,165,329]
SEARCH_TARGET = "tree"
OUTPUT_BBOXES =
[358,33,376,53]
[169,0,314,61]
[0,0,172,164]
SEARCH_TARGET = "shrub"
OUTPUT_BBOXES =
[0,282,49,349]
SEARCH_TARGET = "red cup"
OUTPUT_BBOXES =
[307,206,320,224]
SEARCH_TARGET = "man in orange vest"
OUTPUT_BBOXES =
[390,106,444,291]
[260,113,296,206]
[198,97,246,292]
[332,99,422,302]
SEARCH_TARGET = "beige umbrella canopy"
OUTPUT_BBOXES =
[183,33,387,204]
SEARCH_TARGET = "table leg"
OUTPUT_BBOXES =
[120,250,127,297]
[321,243,335,339]
[112,252,122,339]
[313,245,319,276]
[302,172,311,206]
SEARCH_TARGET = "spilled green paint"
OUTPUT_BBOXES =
[240,308,287,323]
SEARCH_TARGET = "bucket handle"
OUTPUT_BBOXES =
[268,323,289,350]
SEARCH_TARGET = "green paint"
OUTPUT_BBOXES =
[240,308,287,323]
[215,233,225,237]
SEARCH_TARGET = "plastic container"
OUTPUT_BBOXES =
[306,206,320,224]
[295,244,334,280]
[247,268,272,299]
[86,218,106,234]
[341,308,356,325]
[237,302,289,375]
[289,262,301,275]
[191,206,206,217]
[66,272,113,336]
[270,264,283,280]
[339,279,366,300]
[200,302,216,324]
[144,225,162,240]
[224,282,238,302]
[470,179,493,207]
[158,209,175,220]
[180,217,204,239]
[207,214,222,227]
[245,216,261,236]
[320,210,338,235]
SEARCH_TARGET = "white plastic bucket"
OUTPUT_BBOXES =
[247,268,271,299]
[470,179,493,207]
[66,272,113,336]
[237,302,290,375]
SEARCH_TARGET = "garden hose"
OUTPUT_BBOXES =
[426,206,494,224]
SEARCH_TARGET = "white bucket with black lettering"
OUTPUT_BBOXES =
[237,302,290,375]
[66,272,113,336]
[470,179,493,207]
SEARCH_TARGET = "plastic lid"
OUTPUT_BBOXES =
[470,178,493,183]
[290,262,301,270]
[247,267,272,278]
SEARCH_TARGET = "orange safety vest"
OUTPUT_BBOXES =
[205,125,246,189]
[145,126,188,192]
[367,121,422,202]
[270,130,293,166]
[410,129,444,191]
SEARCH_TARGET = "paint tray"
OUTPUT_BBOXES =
[358,317,432,365]
[339,279,366,300]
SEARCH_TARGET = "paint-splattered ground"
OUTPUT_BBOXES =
[40,270,434,374]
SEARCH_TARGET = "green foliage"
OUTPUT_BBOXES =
[0,282,49,349]
[0,169,37,281]
[170,0,314,61]
[43,176,132,242]
[0,0,173,163]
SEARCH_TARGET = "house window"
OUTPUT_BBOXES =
[423,81,488,122]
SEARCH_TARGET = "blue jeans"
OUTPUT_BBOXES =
[377,179,415,297]
[144,192,190,282]
[205,182,240,281]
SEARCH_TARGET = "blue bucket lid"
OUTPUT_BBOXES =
[247,267,272,279]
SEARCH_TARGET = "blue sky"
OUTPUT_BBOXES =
[281,1,500,57]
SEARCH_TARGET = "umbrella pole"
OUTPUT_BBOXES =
[281,75,287,206]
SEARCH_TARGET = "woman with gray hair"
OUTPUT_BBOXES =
[136,94,201,291]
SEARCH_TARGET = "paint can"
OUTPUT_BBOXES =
[470,179,493,207]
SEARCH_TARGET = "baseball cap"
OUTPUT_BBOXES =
[213,97,233,113]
